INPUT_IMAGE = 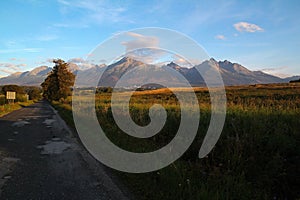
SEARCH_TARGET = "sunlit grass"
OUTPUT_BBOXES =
[53,83,300,200]
[0,100,35,117]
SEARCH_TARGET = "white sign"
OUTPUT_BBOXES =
[6,91,16,100]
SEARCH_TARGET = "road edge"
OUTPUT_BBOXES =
[48,102,133,200]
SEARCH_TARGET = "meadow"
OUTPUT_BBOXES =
[53,83,300,200]
[0,94,34,117]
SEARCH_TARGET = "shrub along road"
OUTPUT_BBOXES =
[0,100,129,200]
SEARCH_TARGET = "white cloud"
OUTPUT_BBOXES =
[46,58,54,63]
[23,48,43,53]
[68,57,95,69]
[35,58,54,65]
[170,57,192,68]
[77,63,95,69]
[36,34,59,41]
[272,73,291,78]
[261,66,291,78]
[10,58,25,61]
[0,63,27,75]
[215,35,226,40]
[233,22,264,33]
[53,23,89,28]
[261,66,288,72]
[174,57,187,65]
[0,63,26,69]
[5,41,18,48]
[56,0,130,26]
[0,48,43,54]
[0,69,15,74]
[57,0,70,5]
[180,1,235,33]
[121,32,164,64]
[68,57,86,63]
[121,32,159,52]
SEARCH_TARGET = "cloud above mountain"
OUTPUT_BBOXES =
[121,32,163,64]
[261,66,291,78]
[0,63,27,75]
[68,57,86,63]
[121,32,159,52]
[68,57,94,69]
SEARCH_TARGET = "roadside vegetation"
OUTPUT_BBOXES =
[41,59,75,101]
[52,83,300,200]
[0,85,42,117]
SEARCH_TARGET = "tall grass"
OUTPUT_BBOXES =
[0,100,35,117]
[54,83,300,199]
[0,95,5,105]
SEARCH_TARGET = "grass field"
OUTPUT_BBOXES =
[0,96,35,117]
[53,83,300,200]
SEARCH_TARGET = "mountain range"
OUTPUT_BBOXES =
[0,57,298,87]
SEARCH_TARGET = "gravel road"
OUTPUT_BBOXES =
[0,100,130,200]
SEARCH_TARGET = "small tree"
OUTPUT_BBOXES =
[2,84,25,94]
[41,59,75,101]
[28,87,42,100]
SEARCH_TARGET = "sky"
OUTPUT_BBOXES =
[0,0,299,78]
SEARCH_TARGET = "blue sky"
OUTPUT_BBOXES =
[0,0,299,78]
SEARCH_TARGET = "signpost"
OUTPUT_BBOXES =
[6,91,16,104]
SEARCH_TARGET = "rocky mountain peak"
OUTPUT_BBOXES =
[28,66,51,76]
[218,60,251,75]
[0,57,296,86]
[167,62,181,70]
[67,63,80,73]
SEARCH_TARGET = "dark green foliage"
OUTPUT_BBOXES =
[27,87,42,100]
[53,84,300,200]
[16,93,28,102]
[103,85,300,200]
[41,59,75,101]
[0,95,5,105]
[1,85,28,102]
[96,87,113,93]
[290,79,300,83]
[1,84,25,95]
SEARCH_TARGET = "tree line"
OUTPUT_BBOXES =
[1,59,75,104]
[41,59,114,101]
[290,79,300,83]
[0,85,42,101]
[41,59,75,101]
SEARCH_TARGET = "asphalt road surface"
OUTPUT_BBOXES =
[0,101,129,200]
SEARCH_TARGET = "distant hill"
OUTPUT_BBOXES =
[284,76,300,83]
[0,66,52,86]
[289,78,300,83]
[209,59,284,85]
[0,58,297,87]
[0,64,81,86]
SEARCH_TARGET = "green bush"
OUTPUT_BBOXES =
[0,95,5,105]
[27,87,42,100]
[16,94,28,102]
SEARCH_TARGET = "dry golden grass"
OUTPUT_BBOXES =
[118,83,300,96]
[54,83,300,200]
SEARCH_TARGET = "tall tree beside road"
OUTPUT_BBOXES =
[27,87,42,100]
[41,59,75,101]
